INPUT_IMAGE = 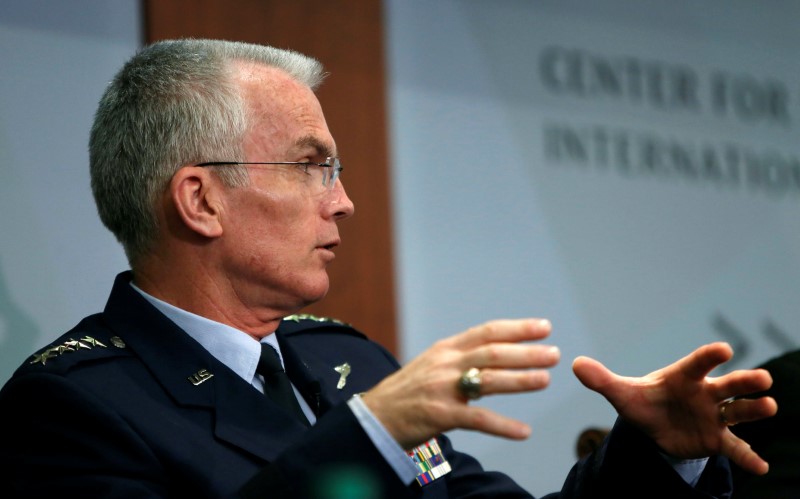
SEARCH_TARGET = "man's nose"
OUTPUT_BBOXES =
[326,179,355,220]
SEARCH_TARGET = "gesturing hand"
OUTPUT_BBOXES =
[361,318,560,450]
[572,342,777,475]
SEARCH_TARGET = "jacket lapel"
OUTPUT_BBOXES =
[101,272,308,462]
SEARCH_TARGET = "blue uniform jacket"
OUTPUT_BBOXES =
[0,272,731,498]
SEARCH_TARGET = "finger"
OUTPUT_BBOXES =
[677,342,734,380]
[720,397,778,426]
[722,431,770,475]
[474,369,552,396]
[462,343,560,370]
[572,356,622,396]
[456,406,532,440]
[450,319,552,349]
[711,369,773,401]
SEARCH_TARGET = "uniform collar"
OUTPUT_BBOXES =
[129,282,270,386]
[100,272,311,462]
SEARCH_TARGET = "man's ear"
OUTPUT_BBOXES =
[169,166,224,238]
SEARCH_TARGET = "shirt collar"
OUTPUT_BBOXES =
[130,282,283,383]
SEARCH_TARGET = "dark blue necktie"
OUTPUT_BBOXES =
[256,343,309,426]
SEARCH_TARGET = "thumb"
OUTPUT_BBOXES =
[572,356,619,397]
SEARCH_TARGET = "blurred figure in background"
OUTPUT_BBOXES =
[731,349,800,497]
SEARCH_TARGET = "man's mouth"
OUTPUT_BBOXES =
[319,240,339,251]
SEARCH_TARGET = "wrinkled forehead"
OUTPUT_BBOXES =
[231,61,302,101]
[231,61,335,159]
[231,61,314,127]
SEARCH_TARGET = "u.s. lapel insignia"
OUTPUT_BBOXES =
[334,363,351,389]
[409,438,451,486]
[188,368,214,386]
[29,336,108,365]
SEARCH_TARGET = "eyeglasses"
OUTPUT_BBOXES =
[196,157,343,191]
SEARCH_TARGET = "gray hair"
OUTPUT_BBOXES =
[89,39,325,266]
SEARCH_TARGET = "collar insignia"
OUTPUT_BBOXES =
[188,368,214,386]
[334,362,351,389]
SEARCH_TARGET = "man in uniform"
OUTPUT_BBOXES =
[0,39,777,498]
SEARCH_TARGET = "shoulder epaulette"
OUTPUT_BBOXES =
[279,314,365,339]
[282,314,348,326]
[23,333,128,373]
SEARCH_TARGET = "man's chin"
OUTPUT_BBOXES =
[298,279,330,307]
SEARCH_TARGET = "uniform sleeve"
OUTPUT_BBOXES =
[241,410,732,498]
[556,419,732,499]
[245,329,734,499]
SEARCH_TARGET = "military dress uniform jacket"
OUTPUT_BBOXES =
[0,272,732,498]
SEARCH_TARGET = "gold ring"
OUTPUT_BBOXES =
[719,399,736,426]
[458,367,483,400]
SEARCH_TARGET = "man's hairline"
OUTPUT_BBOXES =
[226,60,337,162]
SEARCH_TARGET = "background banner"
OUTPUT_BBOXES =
[387,0,800,492]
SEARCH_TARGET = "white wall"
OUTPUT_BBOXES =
[386,0,800,493]
[0,1,140,382]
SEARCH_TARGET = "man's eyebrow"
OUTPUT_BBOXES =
[292,135,336,158]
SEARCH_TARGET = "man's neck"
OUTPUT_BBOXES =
[131,262,290,340]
